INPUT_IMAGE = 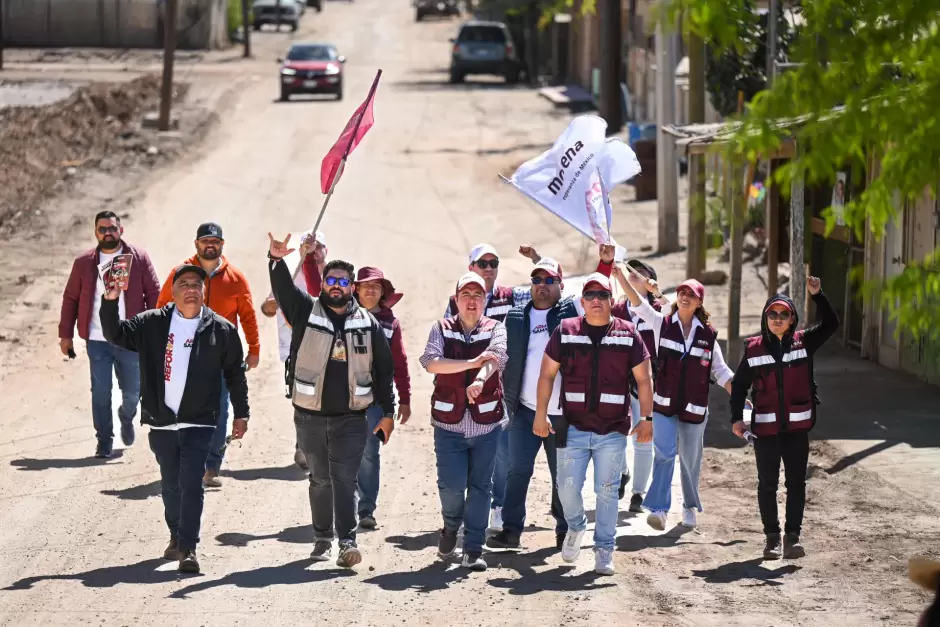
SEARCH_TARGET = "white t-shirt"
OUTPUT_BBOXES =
[88,248,126,342]
[276,272,310,362]
[153,308,212,430]
[520,307,563,415]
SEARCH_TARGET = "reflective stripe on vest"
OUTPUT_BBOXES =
[753,409,812,424]
[383,327,394,339]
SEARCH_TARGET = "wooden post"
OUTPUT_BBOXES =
[158,0,178,132]
[766,159,779,296]
[0,0,5,71]
[241,0,251,58]
[686,29,706,279]
[599,0,623,133]
[728,159,756,366]
[655,19,680,252]
[790,142,807,324]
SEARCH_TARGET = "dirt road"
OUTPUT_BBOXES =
[0,1,936,625]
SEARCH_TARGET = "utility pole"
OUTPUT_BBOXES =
[0,0,5,71]
[767,0,778,86]
[158,0,178,132]
[241,0,251,58]
[686,30,706,278]
[655,20,680,252]
[599,0,623,134]
[789,145,806,324]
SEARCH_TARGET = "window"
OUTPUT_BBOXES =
[457,26,507,44]
[287,46,337,61]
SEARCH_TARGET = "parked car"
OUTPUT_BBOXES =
[278,42,346,102]
[252,0,300,31]
[414,0,460,21]
[449,20,520,84]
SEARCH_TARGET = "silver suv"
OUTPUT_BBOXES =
[449,21,520,84]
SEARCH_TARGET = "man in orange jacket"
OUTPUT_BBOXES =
[157,222,260,488]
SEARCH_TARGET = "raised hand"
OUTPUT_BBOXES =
[268,232,296,260]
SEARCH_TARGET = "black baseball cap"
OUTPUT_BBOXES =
[196,222,223,240]
[173,264,208,283]
[626,258,657,281]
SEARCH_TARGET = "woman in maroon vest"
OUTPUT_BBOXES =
[730,277,839,560]
[621,276,741,532]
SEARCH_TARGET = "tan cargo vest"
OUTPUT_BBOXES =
[292,298,375,412]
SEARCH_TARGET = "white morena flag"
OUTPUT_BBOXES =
[502,115,641,261]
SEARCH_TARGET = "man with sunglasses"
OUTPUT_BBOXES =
[488,247,616,552]
[59,210,161,458]
[267,233,396,569]
[536,273,653,575]
[731,277,839,560]
[157,222,261,489]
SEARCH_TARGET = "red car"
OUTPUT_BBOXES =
[278,42,346,102]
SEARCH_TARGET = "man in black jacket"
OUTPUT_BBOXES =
[101,264,250,575]
[268,233,395,569]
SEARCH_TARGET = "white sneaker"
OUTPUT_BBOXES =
[647,511,667,531]
[680,508,697,529]
[594,547,615,575]
[561,529,585,563]
[488,507,503,532]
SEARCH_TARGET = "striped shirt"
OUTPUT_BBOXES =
[419,318,509,438]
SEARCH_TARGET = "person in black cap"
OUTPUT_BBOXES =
[101,263,250,575]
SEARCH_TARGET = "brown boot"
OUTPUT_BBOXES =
[203,469,222,488]
[164,537,182,561]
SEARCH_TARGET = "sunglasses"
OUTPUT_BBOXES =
[325,277,352,288]
[583,290,611,301]
[474,259,499,270]
[531,276,560,285]
[766,310,793,321]
[97,226,119,234]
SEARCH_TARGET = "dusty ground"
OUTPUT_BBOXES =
[0,0,937,625]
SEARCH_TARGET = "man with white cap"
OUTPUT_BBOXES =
[421,271,508,572]
[535,272,653,575]
[260,230,327,470]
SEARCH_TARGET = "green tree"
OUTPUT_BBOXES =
[660,0,940,339]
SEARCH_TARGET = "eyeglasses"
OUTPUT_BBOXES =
[474,259,499,270]
[531,276,560,285]
[325,277,352,288]
[766,310,792,321]
[583,291,611,301]
[97,226,119,234]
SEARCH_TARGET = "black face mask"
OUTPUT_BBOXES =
[322,291,352,308]
[99,238,120,251]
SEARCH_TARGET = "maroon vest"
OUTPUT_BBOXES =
[745,331,815,436]
[430,317,504,425]
[630,300,662,358]
[558,317,640,430]
[652,317,717,423]
[448,286,515,322]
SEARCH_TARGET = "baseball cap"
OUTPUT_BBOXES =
[196,222,223,240]
[581,272,612,295]
[676,279,705,301]
[173,264,208,283]
[456,272,487,293]
[626,258,657,281]
[531,257,563,280]
[469,243,498,264]
[315,230,326,247]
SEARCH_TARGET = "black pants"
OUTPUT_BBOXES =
[294,410,368,544]
[753,431,809,535]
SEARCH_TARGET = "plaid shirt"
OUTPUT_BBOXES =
[419,318,509,438]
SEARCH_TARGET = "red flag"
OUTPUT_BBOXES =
[320,69,382,194]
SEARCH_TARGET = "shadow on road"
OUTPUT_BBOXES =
[101,479,161,500]
[216,524,312,547]
[3,558,186,591]
[615,525,746,553]
[10,451,123,471]
[170,560,353,598]
[362,560,469,593]
[488,566,616,596]
[384,531,440,552]
[223,464,308,482]
[691,557,801,586]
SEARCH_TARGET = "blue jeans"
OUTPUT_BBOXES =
[86,339,140,449]
[148,427,214,551]
[556,424,626,551]
[356,404,385,517]
[205,374,230,473]
[626,395,654,495]
[643,411,707,514]
[491,425,510,509]
[433,425,501,554]
[502,405,566,536]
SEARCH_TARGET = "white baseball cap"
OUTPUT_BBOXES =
[468,243,498,264]
[531,257,563,279]
[301,230,326,247]
[581,272,612,294]
[456,272,487,293]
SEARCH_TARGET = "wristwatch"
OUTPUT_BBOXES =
[644,415,653,422]
[267,250,283,261]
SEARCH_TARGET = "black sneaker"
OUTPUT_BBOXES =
[179,549,200,574]
[310,540,332,562]
[783,533,805,559]
[359,514,377,530]
[618,471,631,500]
[337,541,362,568]
[763,533,782,560]
[629,493,644,513]
[555,533,566,550]
[163,537,181,561]
[461,552,487,571]
[438,527,458,559]
[120,422,135,447]
[485,530,521,550]
[94,443,113,459]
